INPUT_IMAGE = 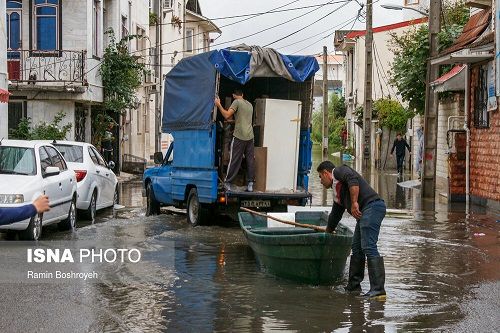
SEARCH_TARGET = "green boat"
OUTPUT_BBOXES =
[238,211,354,285]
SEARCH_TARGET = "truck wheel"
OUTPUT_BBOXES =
[187,188,210,226]
[146,182,160,216]
[19,214,42,241]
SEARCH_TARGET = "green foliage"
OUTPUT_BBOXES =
[91,108,117,149]
[99,29,146,113]
[374,98,414,132]
[389,1,469,114]
[9,111,72,140]
[311,94,347,150]
[149,12,159,26]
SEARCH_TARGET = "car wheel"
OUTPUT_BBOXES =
[59,199,77,231]
[19,214,42,241]
[186,188,211,227]
[83,190,97,223]
[146,182,160,216]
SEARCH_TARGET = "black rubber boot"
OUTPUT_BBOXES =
[345,255,365,294]
[363,256,386,301]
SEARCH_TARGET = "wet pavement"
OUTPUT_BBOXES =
[0,146,499,332]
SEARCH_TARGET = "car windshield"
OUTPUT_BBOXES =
[53,144,83,163]
[0,146,36,175]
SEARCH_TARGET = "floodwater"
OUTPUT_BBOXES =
[1,146,499,332]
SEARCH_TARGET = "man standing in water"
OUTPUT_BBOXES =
[317,161,387,300]
[390,133,411,175]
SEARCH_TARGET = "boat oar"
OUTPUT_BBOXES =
[241,207,326,232]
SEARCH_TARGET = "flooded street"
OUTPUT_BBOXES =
[1,146,499,332]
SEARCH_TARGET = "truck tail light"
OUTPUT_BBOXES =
[218,195,226,204]
[74,170,87,182]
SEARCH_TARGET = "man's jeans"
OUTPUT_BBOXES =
[396,154,405,173]
[351,200,386,258]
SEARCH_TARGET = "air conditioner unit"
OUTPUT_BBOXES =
[162,0,172,10]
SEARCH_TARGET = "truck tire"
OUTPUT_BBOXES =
[146,182,160,216]
[187,188,210,226]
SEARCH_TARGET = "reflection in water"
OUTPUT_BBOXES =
[43,148,498,332]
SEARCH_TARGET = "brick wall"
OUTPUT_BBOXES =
[469,66,500,203]
[448,132,466,200]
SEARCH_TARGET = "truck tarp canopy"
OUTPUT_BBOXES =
[162,46,319,132]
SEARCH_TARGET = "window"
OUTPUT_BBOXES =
[91,147,107,166]
[45,146,67,170]
[32,0,61,51]
[162,0,172,10]
[8,101,27,138]
[88,147,99,165]
[53,145,83,163]
[93,0,100,57]
[0,147,36,175]
[474,64,489,128]
[177,2,181,15]
[186,28,194,53]
[405,0,419,5]
[136,27,146,60]
[39,147,52,175]
[7,0,22,52]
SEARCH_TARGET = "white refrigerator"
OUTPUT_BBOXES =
[254,98,302,191]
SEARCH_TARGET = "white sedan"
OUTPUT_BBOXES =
[0,140,77,240]
[51,141,118,222]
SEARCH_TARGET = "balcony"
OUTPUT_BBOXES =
[7,50,87,87]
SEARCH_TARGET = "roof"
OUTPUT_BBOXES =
[431,65,466,92]
[186,0,202,15]
[314,54,343,65]
[440,9,491,55]
[186,10,221,34]
[468,30,494,49]
[345,17,428,39]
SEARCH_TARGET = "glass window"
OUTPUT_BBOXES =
[0,147,36,175]
[186,28,194,53]
[33,0,60,51]
[45,146,66,170]
[91,147,107,166]
[7,1,22,51]
[39,147,52,175]
[88,147,99,165]
[92,0,99,57]
[53,144,83,163]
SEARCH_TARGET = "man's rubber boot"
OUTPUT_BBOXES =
[363,256,386,301]
[345,255,365,294]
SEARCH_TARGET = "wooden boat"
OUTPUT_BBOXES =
[238,211,353,285]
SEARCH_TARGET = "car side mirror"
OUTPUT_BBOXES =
[153,152,164,164]
[45,166,60,177]
[107,161,116,169]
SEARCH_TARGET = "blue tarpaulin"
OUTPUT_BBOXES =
[162,47,319,132]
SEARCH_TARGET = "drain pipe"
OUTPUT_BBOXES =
[464,65,470,212]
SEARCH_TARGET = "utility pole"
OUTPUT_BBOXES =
[363,0,373,169]
[322,46,329,206]
[421,0,441,197]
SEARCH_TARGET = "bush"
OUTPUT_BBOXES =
[10,111,72,140]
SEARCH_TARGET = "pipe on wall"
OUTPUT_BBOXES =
[464,64,470,212]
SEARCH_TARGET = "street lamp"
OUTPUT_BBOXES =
[380,4,429,17]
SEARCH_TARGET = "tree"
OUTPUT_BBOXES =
[389,1,469,114]
[311,93,346,150]
[374,98,413,133]
[10,111,72,140]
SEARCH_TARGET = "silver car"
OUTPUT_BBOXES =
[51,141,118,222]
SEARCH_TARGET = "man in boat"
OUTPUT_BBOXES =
[317,161,386,300]
[215,88,255,192]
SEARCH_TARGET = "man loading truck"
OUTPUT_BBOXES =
[214,89,255,192]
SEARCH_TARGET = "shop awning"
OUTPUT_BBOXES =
[0,88,11,103]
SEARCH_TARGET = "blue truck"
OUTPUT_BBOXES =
[143,47,319,225]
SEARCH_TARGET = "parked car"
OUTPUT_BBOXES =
[50,141,118,222]
[0,140,77,240]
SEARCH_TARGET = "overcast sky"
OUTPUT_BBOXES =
[196,0,411,56]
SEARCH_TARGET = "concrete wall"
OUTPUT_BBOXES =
[0,0,8,138]
[27,100,75,140]
[435,94,464,192]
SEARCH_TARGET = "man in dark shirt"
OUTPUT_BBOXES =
[390,133,411,175]
[317,161,387,300]
[0,195,50,226]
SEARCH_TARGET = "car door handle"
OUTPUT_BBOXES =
[96,170,100,174]
[105,173,109,176]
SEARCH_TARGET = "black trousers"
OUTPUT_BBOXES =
[396,154,405,173]
[225,137,255,184]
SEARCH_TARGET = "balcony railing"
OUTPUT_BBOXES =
[7,50,87,85]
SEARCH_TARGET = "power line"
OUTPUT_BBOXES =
[263,0,353,47]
